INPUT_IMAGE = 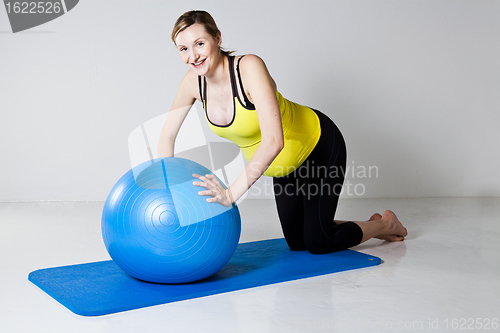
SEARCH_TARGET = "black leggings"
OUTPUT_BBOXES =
[273,109,363,254]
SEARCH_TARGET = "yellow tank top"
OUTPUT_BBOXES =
[199,56,321,177]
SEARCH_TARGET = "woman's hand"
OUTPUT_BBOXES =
[192,173,233,207]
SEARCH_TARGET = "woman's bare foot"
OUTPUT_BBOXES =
[369,211,407,242]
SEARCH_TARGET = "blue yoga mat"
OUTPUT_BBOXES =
[29,238,381,316]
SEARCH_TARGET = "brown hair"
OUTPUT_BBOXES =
[171,10,234,56]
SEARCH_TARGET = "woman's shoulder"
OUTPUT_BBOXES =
[178,69,201,101]
[238,54,266,68]
[182,68,199,81]
[238,54,272,79]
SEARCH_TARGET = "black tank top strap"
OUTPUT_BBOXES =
[228,56,239,99]
[198,75,203,101]
[236,55,256,109]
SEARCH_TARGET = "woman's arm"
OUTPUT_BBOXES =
[157,70,199,158]
[194,55,284,205]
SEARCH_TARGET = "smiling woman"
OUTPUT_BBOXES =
[157,10,408,255]
[174,23,223,78]
[171,11,234,57]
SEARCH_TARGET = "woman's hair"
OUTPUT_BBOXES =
[171,10,234,56]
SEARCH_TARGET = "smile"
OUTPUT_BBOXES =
[192,59,206,68]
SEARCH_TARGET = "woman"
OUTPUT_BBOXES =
[158,10,407,254]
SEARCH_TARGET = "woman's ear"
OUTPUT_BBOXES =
[217,33,222,47]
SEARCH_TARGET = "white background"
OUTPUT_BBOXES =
[1,0,499,201]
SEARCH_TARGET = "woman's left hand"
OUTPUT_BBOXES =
[192,173,233,207]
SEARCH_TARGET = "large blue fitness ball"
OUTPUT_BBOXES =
[101,157,241,284]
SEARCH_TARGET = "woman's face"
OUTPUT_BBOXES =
[175,23,221,76]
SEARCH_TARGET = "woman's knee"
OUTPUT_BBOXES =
[305,222,364,254]
[304,238,331,254]
[284,236,307,251]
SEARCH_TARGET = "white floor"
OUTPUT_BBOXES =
[1,197,499,333]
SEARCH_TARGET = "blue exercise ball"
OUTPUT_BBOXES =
[101,157,241,284]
